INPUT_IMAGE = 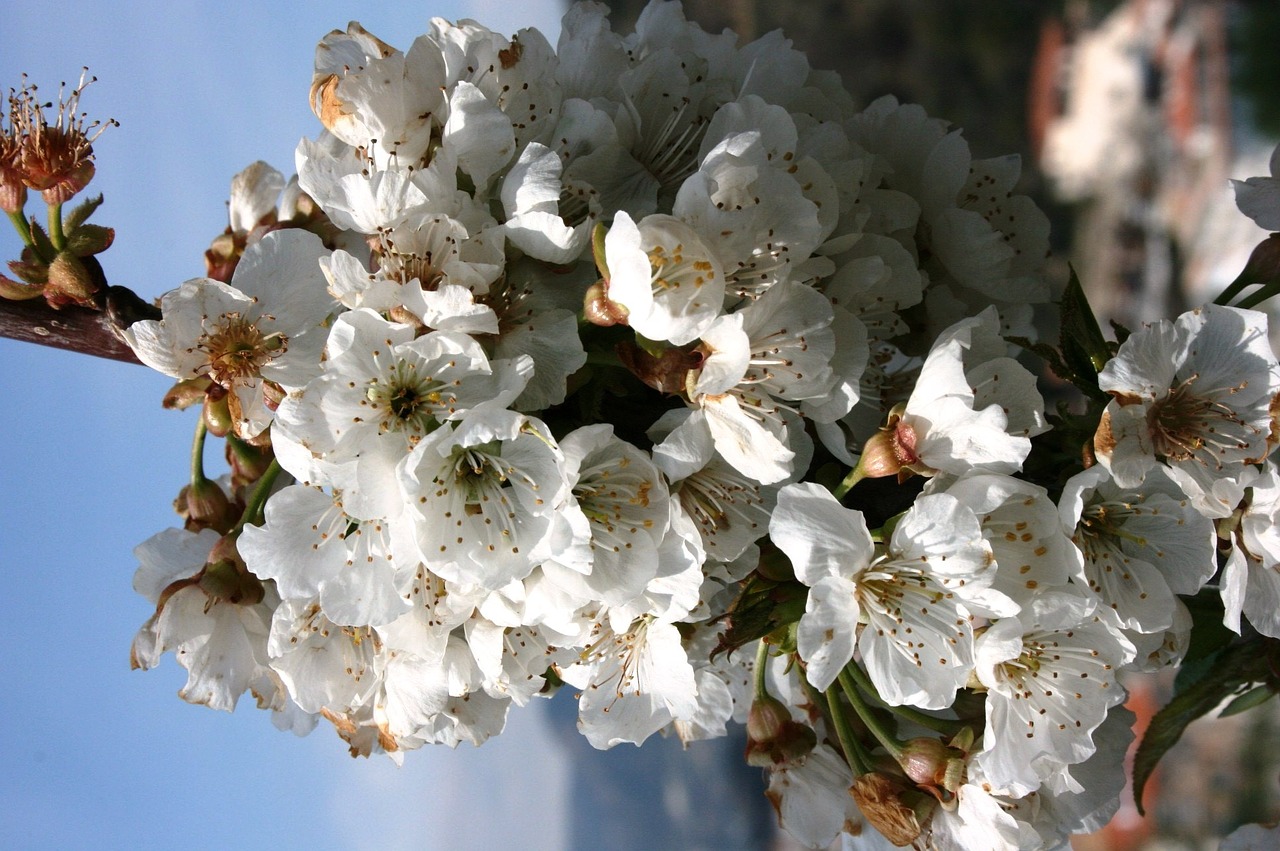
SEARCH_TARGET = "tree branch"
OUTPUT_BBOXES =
[0,285,155,365]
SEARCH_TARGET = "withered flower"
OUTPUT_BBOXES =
[11,70,116,205]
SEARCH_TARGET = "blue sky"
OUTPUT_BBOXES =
[0,3,576,849]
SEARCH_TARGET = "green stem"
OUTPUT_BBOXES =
[233,459,283,533]
[754,640,771,698]
[838,665,905,760]
[48,203,65,251]
[826,686,874,775]
[7,209,34,248]
[584,349,623,368]
[190,418,209,486]
[833,463,865,501]
[1214,273,1253,306]
[1237,281,1280,311]
[845,660,967,736]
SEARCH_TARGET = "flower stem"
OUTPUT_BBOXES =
[833,464,865,501]
[584,349,623,368]
[826,686,874,775]
[838,665,905,760]
[7,210,33,248]
[233,458,283,533]
[190,418,209,486]
[754,639,771,699]
[1236,281,1280,310]
[48,203,65,251]
[844,660,967,736]
[1214,274,1252,306]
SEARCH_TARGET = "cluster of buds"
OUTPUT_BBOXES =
[0,70,116,309]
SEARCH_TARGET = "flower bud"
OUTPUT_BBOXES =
[176,477,238,534]
[198,534,265,606]
[616,339,702,395]
[163,377,213,410]
[857,403,932,483]
[583,280,629,327]
[899,737,965,789]
[44,251,98,308]
[203,385,233,437]
[204,232,242,283]
[744,693,817,767]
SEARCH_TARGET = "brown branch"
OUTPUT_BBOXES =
[0,285,153,364]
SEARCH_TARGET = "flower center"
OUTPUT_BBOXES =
[647,241,715,293]
[1145,373,1257,471]
[201,314,285,385]
[633,98,706,193]
[366,360,450,437]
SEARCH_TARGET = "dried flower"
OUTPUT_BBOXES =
[11,70,116,205]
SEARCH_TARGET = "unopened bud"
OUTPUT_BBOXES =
[176,477,238,534]
[204,232,242,283]
[857,404,932,483]
[163,377,212,410]
[203,385,233,437]
[199,534,265,606]
[745,693,817,767]
[44,250,97,308]
[583,280,629,327]
[899,737,964,790]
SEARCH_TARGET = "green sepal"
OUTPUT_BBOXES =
[64,193,104,232]
[66,223,115,256]
[0,273,46,300]
[592,221,610,281]
[28,217,56,262]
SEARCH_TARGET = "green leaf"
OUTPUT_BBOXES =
[1133,639,1272,815]
[1108,319,1131,347]
[712,573,807,661]
[1058,267,1112,390]
[1179,589,1235,672]
[1219,684,1276,718]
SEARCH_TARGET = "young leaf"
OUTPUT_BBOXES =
[712,574,806,660]
[1059,267,1112,385]
[1133,638,1273,815]
[1219,684,1276,718]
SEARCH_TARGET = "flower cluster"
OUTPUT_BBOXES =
[118,2,1280,848]
[0,71,117,309]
